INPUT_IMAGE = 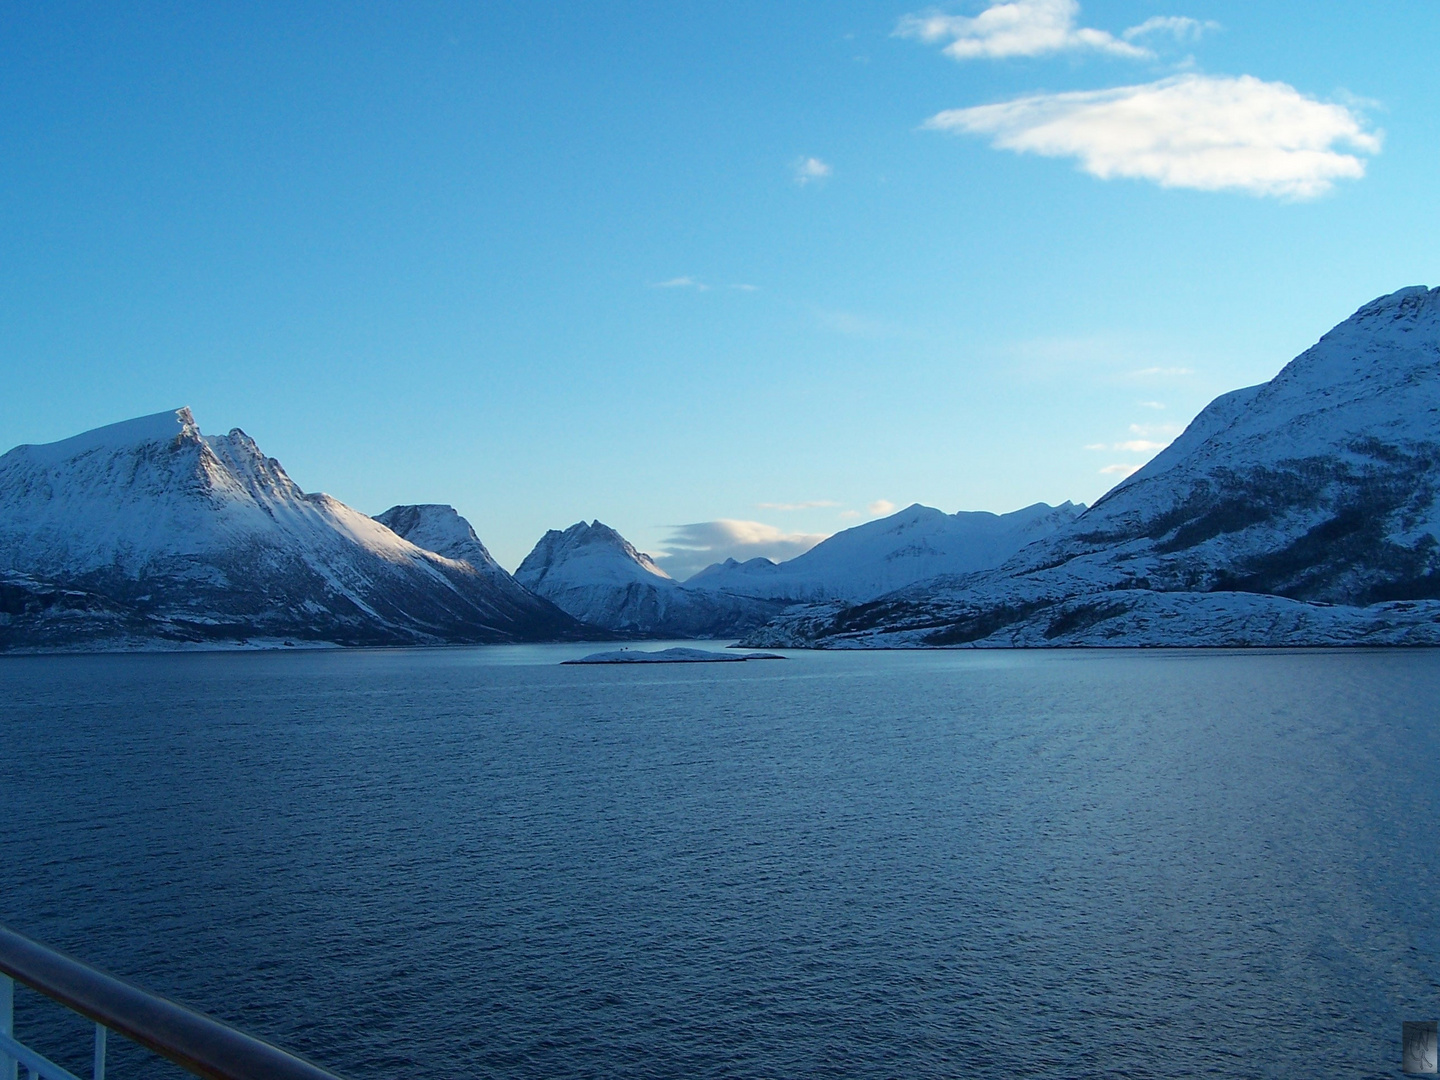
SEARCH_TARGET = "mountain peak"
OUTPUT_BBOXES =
[743,286,1440,648]
[1349,284,1439,323]
[13,407,199,467]
[0,410,588,648]
[516,520,672,589]
[375,504,504,574]
[514,519,784,636]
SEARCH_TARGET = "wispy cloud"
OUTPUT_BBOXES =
[815,309,893,338]
[757,500,841,511]
[655,519,829,580]
[1130,422,1182,438]
[793,156,833,185]
[1122,15,1219,44]
[652,278,760,293]
[1087,439,1167,453]
[1128,366,1194,378]
[1138,400,1167,409]
[924,74,1381,198]
[896,0,1149,61]
[1087,422,1182,455]
[1100,463,1142,476]
[868,499,897,517]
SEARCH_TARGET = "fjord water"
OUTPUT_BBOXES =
[2,647,1437,1079]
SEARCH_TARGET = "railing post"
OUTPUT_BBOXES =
[1,974,16,1080]
[92,1024,106,1080]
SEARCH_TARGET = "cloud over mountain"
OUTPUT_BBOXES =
[656,519,829,579]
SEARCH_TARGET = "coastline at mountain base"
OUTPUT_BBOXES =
[741,590,1440,649]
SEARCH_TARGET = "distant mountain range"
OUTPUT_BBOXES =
[742,285,1440,648]
[4,285,1439,651]
[687,501,1084,603]
[505,504,1084,638]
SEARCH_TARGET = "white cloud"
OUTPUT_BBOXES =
[868,499,897,516]
[730,283,760,292]
[1130,422,1182,438]
[652,276,709,290]
[925,74,1381,198]
[1138,400,1166,409]
[839,510,862,520]
[1122,15,1219,44]
[757,500,841,511]
[896,0,1149,61]
[1087,438,1169,453]
[656,519,829,579]
[793,156,833,185]
[1087,422,1183,454]
[816,309,892,338]
[1128,366,1194,378]
[1100,463,1142,476]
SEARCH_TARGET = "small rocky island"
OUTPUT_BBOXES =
[562,647,785,664]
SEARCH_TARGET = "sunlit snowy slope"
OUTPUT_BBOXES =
[744,286,1440,648]
[689,501,1082,603]
[0,409,584,649]
[515,503,1080,638]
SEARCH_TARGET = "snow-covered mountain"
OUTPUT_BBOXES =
[374,503,523,589]
[744,286,1440,648]
[515,520,786,637]
[0,409,585,650]
[687,501,1082,603]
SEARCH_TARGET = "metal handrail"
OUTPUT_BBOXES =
[0,1029,89,1080]
[0,924,348,1080]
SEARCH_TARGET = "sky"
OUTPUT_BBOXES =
[1,1,1437,576]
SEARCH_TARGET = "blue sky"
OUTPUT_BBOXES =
[2,2,1437,575]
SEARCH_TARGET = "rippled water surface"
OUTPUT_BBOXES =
[3,645,1439,1079]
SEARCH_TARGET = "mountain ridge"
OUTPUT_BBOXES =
[8,285,1439,652]
[0,409,590,650]
[741,285,1440,648]
[687,500,1084,603]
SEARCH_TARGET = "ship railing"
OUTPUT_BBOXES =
[0,923,348,1080]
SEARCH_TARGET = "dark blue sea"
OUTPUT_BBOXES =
[3,645,1439,1079]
